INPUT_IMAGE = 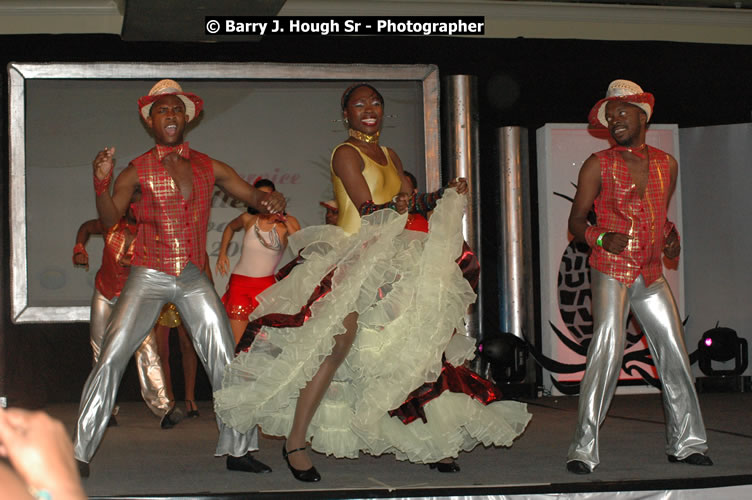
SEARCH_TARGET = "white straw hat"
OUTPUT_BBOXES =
[589,79,654,128]
[138,79,203,122]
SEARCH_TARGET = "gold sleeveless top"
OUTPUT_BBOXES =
[330,143,402,235]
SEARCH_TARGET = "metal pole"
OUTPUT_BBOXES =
[441,75,482,369]
[496,127,535,344]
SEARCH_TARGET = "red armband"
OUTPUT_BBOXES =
[73,243,88,257]
[72,243,88,265]
[94,171,113,196]
[408,188,445,216]
[663,220,679,242]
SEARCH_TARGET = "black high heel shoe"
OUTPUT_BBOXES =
[429,460,461,473]
[282,443,321,482]
[186,400,200,418]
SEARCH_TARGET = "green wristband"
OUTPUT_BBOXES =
[596,232,606,247]
[29,488,52,500]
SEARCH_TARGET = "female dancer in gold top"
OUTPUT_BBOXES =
[216,83,530,482]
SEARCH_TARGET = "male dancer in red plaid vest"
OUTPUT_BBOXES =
[73,79,284,477]
[565,80,711,474]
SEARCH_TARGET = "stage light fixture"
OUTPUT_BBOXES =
[697,326,748,377]
[478,332,528,384]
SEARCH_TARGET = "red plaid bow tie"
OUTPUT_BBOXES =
[156,142,190,162]
[610,144,647,159]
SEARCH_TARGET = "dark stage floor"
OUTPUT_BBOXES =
[46,392,752,499]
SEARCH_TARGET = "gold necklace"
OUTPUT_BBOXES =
[348,128,379,144]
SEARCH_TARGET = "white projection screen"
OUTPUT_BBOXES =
[9,62,440,323]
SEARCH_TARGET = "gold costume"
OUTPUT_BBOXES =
[331,143,402,235]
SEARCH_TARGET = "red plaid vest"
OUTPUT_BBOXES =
[584,146,674,286]
[131,146,214,276]
[95,218,136,299]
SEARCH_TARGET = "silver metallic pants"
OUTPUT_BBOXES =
[567,270,708,470]
[74,264,258,462]
[90,289,171,417]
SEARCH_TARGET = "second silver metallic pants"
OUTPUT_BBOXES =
[90,288,171,417]
[74,264,258,462]
[567,270,708,470]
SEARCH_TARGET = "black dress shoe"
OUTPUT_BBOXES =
[566,460,592,474]
[160,407,184,429]
[76,459,90,478]
[186,400,200,418]
[668,453,713,466]
[283,443,321,482]
[227,453,272,473]
[429,460,461,473]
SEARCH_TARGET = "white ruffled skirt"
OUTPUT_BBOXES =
[214,189,531,462]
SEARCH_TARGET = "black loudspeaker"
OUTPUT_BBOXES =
[121,0,287,42]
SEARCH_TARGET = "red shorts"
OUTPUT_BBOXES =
[221,274,276,321]
[405,213,429,233]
